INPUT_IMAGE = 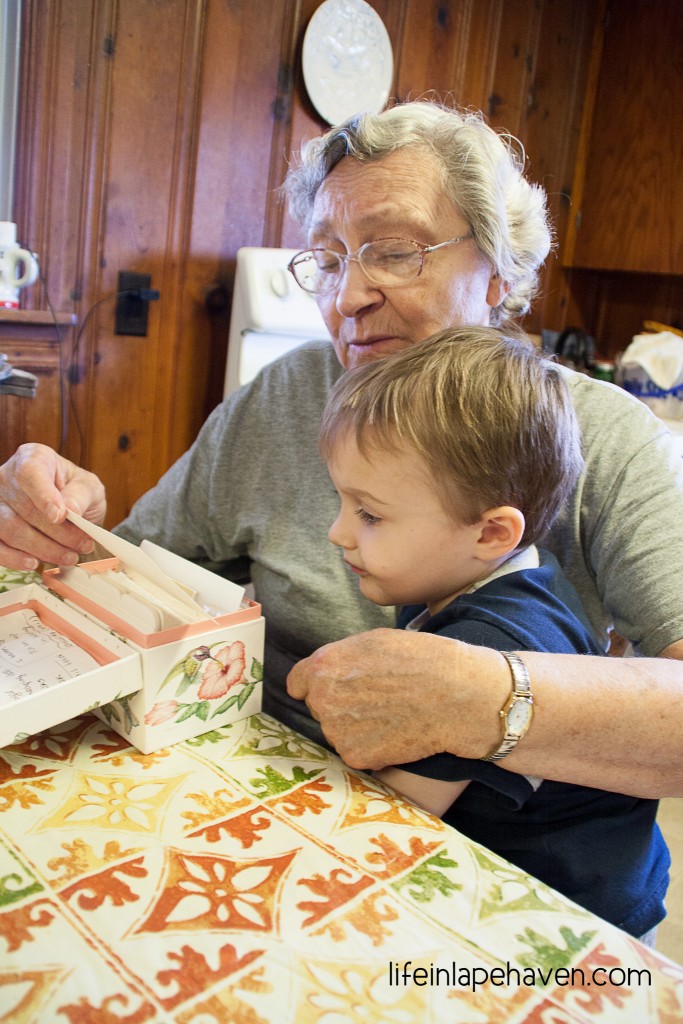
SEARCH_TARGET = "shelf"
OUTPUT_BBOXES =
[0,309,77,327]
[0,309,77,345]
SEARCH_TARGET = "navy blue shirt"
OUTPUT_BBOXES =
[396,551,670,938]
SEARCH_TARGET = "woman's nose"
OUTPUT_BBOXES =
[334,259,383,319]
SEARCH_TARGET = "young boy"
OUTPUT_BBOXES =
[318,326,669,940]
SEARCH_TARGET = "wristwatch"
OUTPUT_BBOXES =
[482,651,534,762]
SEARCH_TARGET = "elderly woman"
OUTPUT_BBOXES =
[2,102,682,796]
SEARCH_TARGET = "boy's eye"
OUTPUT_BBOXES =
[355,507,381,525]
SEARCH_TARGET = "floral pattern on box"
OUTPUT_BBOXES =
[1,710,682,1023]
[143,638,263,729]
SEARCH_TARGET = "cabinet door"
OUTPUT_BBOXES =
[0,329,64,464]
[569,0,683,274]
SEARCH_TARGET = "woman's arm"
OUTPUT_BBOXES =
[506,639,683,795]
[287,629,683,798]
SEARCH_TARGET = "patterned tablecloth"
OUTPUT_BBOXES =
[1,710,682,1024]
[1,567,682,1023]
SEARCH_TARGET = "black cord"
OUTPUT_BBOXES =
[27,254,158,460]
[65,288,159,461]
[18,228,160,459]
[35,263,71,454]
[39,276,120,458]
[65,291,120,460]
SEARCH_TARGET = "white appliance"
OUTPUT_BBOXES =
[224,246,331,397]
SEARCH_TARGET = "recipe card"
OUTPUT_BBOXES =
[0,609,101,706]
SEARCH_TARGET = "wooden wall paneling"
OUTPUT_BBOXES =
[262,0,316,250]
[66,2,120,473]
[392,0,468,102]
[190,0,296,259]
[75,1,204,527]
[394,0,502,111]
[598,275,683,356]
[15,0,126,466]
[555,268,602,339]
[14,1,106,466]
[569,0,683,274]
[483,1,538,133]
[269,0,327,250]
[560,0,606,273]
[171,0,297,432]
[521,0,601,335]
[146,0,207,461]
[15,1,100,313]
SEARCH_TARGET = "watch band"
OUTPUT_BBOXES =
[482,651,534,762]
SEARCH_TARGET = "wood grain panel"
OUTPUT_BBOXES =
[14,0,102,312]
[570,0,683,273]
[522,0,601,334]
[0,332,65,463]
[394,0,501,112]
[484,1,537,130]
[77,1,205,524]
[15,1,117,469]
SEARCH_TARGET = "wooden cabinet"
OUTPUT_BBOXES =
[565,0,683,274]
[0,311,77,464]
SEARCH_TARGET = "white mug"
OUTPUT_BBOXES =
[0,222,40,309]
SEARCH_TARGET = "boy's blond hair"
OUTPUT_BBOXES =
[319,328,583,548]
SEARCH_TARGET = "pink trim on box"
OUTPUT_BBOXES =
[0,599,120,666]
[42,564,262,649]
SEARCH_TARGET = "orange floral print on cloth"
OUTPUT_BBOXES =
[134,849,298,934]
[144,640,263,730]
[0,704,682,1023]
[154,941,265,1012]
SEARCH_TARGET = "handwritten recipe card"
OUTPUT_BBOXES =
[0,609,101,706]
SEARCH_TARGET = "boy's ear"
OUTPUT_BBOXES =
[476,506,525,558]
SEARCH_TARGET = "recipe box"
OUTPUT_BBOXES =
[0,583,142,747]
[0,517,265,753]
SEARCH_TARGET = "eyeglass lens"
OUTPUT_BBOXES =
[291,239,423,293]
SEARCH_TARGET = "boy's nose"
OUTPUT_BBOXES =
[328,513,351,549]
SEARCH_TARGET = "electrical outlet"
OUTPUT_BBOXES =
[115,271,153,336]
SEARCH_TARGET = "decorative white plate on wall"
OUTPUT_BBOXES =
[302,0,394,125]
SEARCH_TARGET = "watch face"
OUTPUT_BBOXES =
[507,699,532,734]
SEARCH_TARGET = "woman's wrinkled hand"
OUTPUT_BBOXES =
[287,629,502,770]
[0,443,107,569]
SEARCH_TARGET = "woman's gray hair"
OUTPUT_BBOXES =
[283,101,553,325]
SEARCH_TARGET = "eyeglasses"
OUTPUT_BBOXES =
[287,234,473,295]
